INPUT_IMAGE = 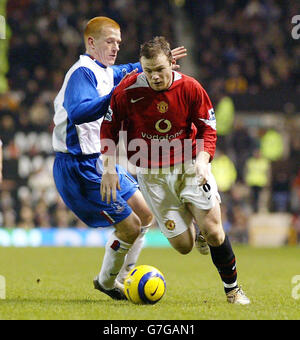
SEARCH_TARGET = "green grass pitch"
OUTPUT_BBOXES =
[0,245,299,320]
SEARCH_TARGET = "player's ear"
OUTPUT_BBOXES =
[171,58,180,70]
[87,36,95,49]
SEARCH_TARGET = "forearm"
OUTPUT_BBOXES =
[195,151,211,185]
[64,66,116,125]
[68,90,114,125]
[112,63,142,84]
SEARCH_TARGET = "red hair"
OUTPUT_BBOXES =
[84,16,120,45]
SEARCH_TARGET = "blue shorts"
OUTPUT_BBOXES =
[53,152,138,228]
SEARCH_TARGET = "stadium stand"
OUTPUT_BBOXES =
[0,0,299,245]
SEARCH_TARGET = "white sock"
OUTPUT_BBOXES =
[116,224,150,283]
[98,231,132,290]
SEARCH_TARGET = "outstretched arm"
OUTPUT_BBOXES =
[112,46,187,85]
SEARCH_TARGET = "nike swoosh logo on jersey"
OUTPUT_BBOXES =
[131,97,144,103]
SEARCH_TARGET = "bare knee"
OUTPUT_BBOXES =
[127,225,141,243]
[174,244,193,255]
[140,212,153,227]
[168,234,194,255]
[127,191,153,227]
[205,227,225,247]
[115,213,142,244]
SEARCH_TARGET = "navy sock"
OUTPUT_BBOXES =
[209,235,238,293]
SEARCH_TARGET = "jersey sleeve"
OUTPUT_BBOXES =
[190,82,217,160]
[100,91,125,155]
[63,67,114,125]
[111,62,142,86]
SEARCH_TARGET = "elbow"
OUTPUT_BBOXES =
[68,107,91,125]
[68,114,81,125]
[65,104,85,125]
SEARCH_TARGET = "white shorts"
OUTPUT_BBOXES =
[137,162,221,239]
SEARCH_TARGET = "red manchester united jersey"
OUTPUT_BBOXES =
[101,71,217,168]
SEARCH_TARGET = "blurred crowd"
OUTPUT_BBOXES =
[0,0,299,244]
[183,0,300,96]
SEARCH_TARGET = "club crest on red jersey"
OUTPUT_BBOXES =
[157,101,168,113]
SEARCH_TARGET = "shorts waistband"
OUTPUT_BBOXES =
[136,160,211,176]
[55,152,100,160]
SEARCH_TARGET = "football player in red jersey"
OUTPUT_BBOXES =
[100,37,250,304]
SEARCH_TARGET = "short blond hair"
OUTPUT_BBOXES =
[84,16,120,45]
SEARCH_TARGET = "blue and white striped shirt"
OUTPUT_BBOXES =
[52,54,141,155]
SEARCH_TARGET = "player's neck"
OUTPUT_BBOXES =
[84,53,107,68]
[167,72,174,89]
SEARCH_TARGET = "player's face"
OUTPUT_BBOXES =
[141,53,173,91]
[91,26,121,66]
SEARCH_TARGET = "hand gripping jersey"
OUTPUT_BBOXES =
[101,71,217,168]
